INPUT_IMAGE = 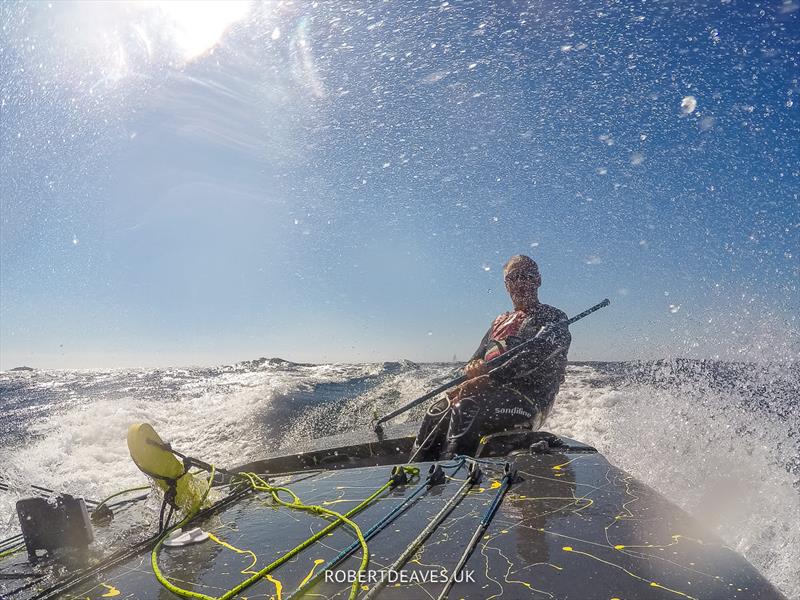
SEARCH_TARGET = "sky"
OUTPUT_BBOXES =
[0,0,798,369]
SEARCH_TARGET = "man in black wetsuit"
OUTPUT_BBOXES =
[411,255,571,460]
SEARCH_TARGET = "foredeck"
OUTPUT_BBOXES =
[31,443,784,600]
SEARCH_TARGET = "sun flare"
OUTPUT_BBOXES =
[140,0,252,61]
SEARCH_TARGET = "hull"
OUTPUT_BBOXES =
[2,425,786,600]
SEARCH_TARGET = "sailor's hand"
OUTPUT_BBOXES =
[447,375,491,405]
[446,384,462,404]
[464,359,488,379]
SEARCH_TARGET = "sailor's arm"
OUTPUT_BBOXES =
[488,322,571,384]
[462,324,494,379]
[447,373,492,404]
[468,327,492,361]
[445,324,493,404]
[464,358,489,379]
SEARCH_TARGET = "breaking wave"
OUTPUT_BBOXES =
[1,358,797,597]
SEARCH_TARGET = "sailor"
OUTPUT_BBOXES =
[411,255,571,460]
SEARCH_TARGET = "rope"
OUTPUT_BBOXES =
[436,462,516,600]
[150,465,216,600]
[409,405,452,463]
[157,497,175,533]
[0,534,24,553]
[24,485,251,600]
[289,459,464,600]
[92,486,151,513]
[0,544,25,560]
[226,472,378,600]
[362,460,481,600]
[2,487,150,563]
[151,466,419,600]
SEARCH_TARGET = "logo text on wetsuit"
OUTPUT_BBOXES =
[495,406,532,418]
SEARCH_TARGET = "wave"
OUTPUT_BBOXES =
[0,358,797,598]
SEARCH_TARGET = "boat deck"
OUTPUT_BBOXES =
[51,443,784,599]
[2,426,785,599]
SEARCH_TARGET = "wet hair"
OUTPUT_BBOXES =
[504,255,541,286]
[504,254,539,274]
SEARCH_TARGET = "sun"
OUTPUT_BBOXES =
[139,1,252,61]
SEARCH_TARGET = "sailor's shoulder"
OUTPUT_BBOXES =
[536,304,568,323]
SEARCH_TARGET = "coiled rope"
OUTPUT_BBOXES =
[151,465,419,600]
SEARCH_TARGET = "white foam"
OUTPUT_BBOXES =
[1,362,797,598]
[548,364,799,599]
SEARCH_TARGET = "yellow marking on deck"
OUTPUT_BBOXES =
[266,573,283,600]
[298,559,326,589]
[551,455,588,471]
[561,546,697,599]
[612,534,714,552]
[207,533,259,574]
[100,584,120,597]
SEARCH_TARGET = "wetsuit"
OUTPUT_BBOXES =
[411,303,571,460]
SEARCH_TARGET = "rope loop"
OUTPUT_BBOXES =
[152,464,418,600]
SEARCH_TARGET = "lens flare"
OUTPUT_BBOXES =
[140,0,251,61]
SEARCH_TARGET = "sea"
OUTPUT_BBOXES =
[1,359,798,598]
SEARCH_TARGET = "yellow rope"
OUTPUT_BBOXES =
[0,543,25,559]
[93,485,151,511]
[150,465,216,600]
[151,466,419,600]
[224,472,382,600]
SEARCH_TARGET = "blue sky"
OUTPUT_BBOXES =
[1,0,798,369]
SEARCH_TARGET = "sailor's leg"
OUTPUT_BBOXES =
[442,396,485,458]
[409,397,451,461]
[499,386,556,430]
[500,386,547,431]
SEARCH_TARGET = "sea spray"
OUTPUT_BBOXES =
[548,360,799,598]
[1,359,797,598]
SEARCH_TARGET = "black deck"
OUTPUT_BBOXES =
[1,427,786,600]
[229,423,597,477]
